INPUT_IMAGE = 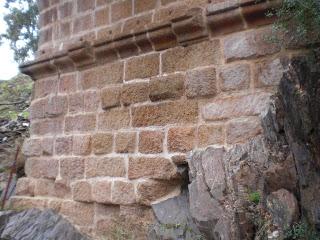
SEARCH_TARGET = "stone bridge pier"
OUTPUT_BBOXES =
[12,0,303,238]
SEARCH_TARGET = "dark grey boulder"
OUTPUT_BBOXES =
[0,208,89,240]
[149,190,202,240]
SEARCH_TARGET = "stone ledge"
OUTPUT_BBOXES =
[20,0,279,80]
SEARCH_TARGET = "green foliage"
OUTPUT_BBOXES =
[284,221,320,240]
[0,73,33,120]
[1,0,38,63]
[248,191,261,205]
[268,0,320,45]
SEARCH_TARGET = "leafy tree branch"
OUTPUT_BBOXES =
[0,0,38,64]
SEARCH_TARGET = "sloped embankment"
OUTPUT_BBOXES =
[0,74,32,204]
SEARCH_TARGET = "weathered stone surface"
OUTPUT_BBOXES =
[73,135,91,156]
[15,178,35,197]
[275,56,320,230]
[60,201,94,226]
[98,108,130,130]
[111,0,132,22]
[136,179,180,205]
[168,127,196,153]
[29,99,45,120]
[30,118,63,136]
[68,92,83,113]
[92,179,112,204]
[33,179,70,199]
[149,73,185,102]
[202,92,271,120]
[101,86,121,110]
[123,13,153,34]
[254,58,286,87]
[0,209,88,240]
[10,197,47,210]
[65,114,96,133]
[198,124,224,147]
[80,67,101,90]
[25,158,58,179]
[55,136,73,155]
[92,133,113,154]
[134,0,157,13]
[128,157,178,180]
[223,27,281,62]
[45,95,68,117]
[139,130,164,154]
[54,180,72,199]
[22,139,42,157]
[186,66,217,98]
[34,77,58,98]
[220,63,250,91]
[95,6,109,27]
[267,189,299,231]
[60,157,85,180]
[162,40,221,73]
[132,101,198,127]
[226,117,262,144]
[115,131,136,153]
[125,53,160,80]
[121,82,150,105]
[86,157,126,178]
[112,180,136,205]
[34,179,55,197]
[153,2,188,23]
[72,180,92,202]
[171,155,187,165]
[100,61,124,85]
[83,90,100,112]
[149,190,201,240]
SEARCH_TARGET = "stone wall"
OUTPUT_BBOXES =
[12,0,305,238]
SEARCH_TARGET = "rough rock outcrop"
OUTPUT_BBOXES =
[277,53,320,231]
[0,208,88,240]
[149,190,201,240]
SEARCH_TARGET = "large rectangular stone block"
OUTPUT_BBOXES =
[112,180,136,205]
[149,73,185,102]
[30,118,63,136]
[65,114,96,133]
[25,158,58,179]
[161,40,221,73]
[128,157,178,180]
[86,157,126,178]
[202,92,271,121]
[92,179,112,204]
[98,108,130,130]
[60,157,85,180]
[132,101,198,127]
[92,133,113,154]
[125,53,160,80]
[60,201,94,226]
[223,27,280,62]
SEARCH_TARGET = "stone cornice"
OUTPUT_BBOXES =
[20,0,280,80]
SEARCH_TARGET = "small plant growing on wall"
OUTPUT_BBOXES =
[248,191,261,205]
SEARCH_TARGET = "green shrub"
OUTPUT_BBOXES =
[268,0,320,45]
[284,221,320,240]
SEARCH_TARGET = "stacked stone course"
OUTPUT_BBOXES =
[14,0,305,238]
